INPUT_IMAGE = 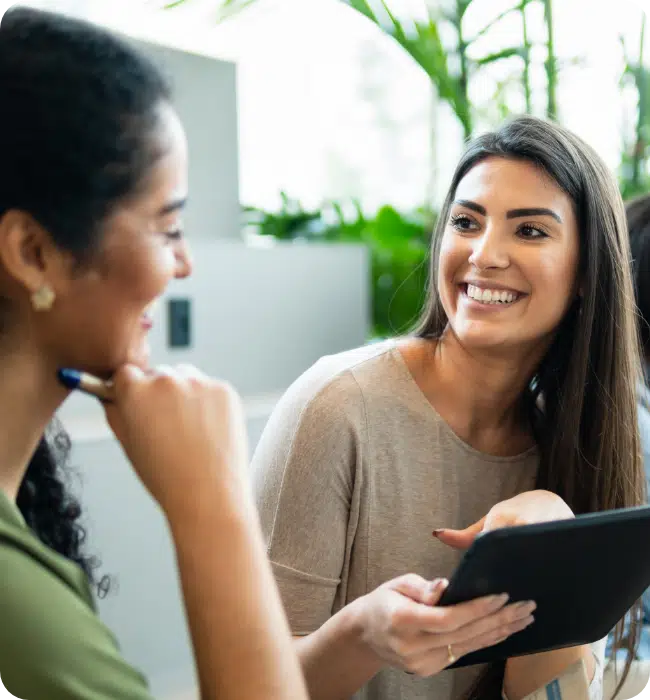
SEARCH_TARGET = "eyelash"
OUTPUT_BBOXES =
[164,229,184,241]
[448,214,549,240]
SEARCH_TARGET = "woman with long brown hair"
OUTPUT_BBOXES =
[252,115,645,700]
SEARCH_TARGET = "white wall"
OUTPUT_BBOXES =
[58,239,370,430]
[133,38,241,241]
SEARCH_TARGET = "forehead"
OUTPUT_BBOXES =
[99,108,188,248]
[455,157,572,215]
[136,106,188,212]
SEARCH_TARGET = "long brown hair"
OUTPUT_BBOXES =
[415,115,646,696]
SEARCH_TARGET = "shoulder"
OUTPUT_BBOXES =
[0,539,97,662]
[0,541,151,699]
[269,339,400,429]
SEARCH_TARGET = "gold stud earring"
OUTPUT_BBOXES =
[31,285,56,312]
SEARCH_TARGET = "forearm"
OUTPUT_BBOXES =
[295,601,384,700]
[504,644,595,700]
[168,479,308,700]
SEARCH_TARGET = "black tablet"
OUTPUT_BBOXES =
[437,505,650,668]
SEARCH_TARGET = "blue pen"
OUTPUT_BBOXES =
[57,368,114,402]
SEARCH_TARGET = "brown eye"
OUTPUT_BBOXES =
[518,224,548,240]
[449,214,478,232]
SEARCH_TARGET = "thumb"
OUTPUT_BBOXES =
[389,574,449,606]
[110,364,147,400]
[433,516,486,550]
[103,364,146,423]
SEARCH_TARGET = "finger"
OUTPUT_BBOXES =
[449,611,536,662]
[440,600,537,648]
[389,574,441,605]
[110,364,147,399]
[423,578,449,606]
[153,364,175,377]
[400,592,509,632]
[404,610,535,677]
[103,365,147,425]
[433,516,486,549]
[175,363,205,380]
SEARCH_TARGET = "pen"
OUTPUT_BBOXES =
[57,368,114,402]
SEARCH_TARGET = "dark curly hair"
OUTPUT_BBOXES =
[16,427,109,590]
[0,7,171,588]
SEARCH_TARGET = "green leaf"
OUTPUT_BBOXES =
[475,47,524,66]
[343,1,469,133]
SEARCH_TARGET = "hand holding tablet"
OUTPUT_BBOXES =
[433,495,650,668]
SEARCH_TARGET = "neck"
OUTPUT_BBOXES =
[422,329,547,455]
[0,347,69,501]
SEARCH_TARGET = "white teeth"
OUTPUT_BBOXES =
[466,284,517,305]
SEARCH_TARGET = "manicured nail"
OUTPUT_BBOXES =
[514,600,537,614]
[432,529,446,537]
[487,593,509,610]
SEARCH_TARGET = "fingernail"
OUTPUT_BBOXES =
[514,615,535,631]
[514,600,537,614]
[487,593,509,609]
[428,578,449,595]
[432,529,446,537]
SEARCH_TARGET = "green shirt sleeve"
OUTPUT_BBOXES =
[0,539,155,700]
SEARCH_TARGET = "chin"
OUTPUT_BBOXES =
[452,323,517,353]
[126,338,152,370]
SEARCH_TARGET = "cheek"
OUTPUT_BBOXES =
[105,243,175,305]
[437,234,465,299]
[531,249,580,313]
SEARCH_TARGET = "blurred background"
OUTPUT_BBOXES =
[1,0,648,697]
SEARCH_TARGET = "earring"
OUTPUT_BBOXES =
[31,285,55,312]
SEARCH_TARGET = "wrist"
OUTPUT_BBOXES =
[339,596,385,675]
[163,465,256,534]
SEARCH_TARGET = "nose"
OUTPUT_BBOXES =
[174,239,193,279]
[467,225,510,271]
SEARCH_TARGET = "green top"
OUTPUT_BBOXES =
[0,489,154,699]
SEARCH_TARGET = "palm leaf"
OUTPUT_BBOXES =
[475,47,524,66]
[344,0,470,135]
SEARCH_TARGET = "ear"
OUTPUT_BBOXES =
[0,210,67,299]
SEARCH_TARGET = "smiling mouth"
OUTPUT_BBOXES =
[460,283,523,306]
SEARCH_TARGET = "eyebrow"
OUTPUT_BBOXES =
[453,200,562,224]
[157,197,187,217]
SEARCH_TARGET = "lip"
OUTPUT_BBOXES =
[140,299,159,331]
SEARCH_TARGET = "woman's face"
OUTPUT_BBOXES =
[437,156,580,355]
[40,104,191,376]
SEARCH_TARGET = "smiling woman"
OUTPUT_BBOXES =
[251,115,645,700]
[0,7,308,700]
[437,157,580,354]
